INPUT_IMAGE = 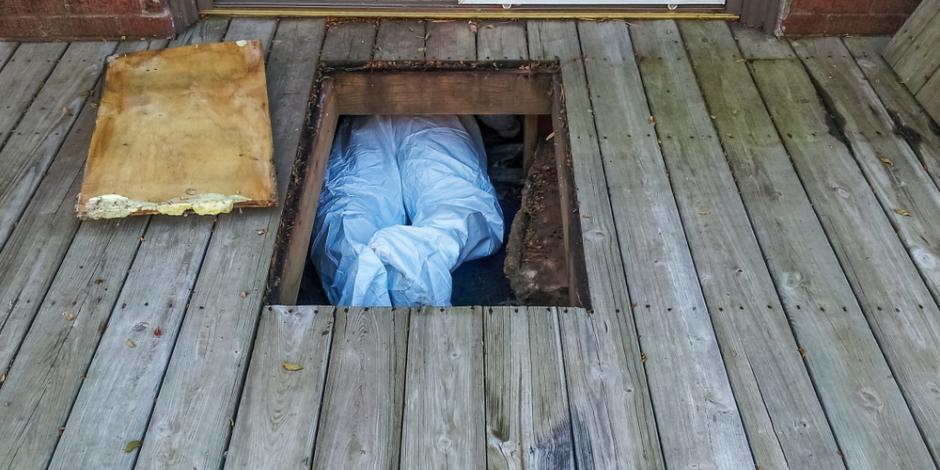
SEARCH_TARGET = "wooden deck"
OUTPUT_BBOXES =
[0,18,939,470]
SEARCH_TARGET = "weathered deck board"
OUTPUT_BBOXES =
[225,306,334,469]
[915,64,940,125]
[885,0,940,71]
[884,7,940,93]
[400,306,485,468]
[311,307,409,470]
[844,36,940,192]
[688,21,933,469]
[320,21,377,64]
[426,20,475,60]
[527,20,664,469]
[484,307,574,470]
[477,21,527,60]
[0,41,116,248]
[135,19,325,470]
[375,20,427,60]
[0,42,16,69]
[580,20,752,469]
[0,43,67,152]
[751,56,940,466]
[793,38,940,305]
[635,20,841,469]
[730,22,796,59]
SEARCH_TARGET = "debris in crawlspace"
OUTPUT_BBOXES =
[77,40,276,220]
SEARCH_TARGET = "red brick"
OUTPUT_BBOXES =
[825,13,909,34]
[869,0,919,14]
[0,12,172,40]
[788,0,871,14]
[115,14,174,38]
[67,0,147,15]
[780,13,830,35]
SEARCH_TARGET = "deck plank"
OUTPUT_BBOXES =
[0,41,116,248]
[320,21,377,64]
[885,0,940,70]
[915,66,940,125]
[400,306,485,469]
[426,20,475,60]
[225,306,334,469]
[477,21,527,60]
[0,42,16,69]
[686,21,934,469]
[793,38,940,305]
[0,43,67,152]
[311,307,409,470]
[634,20,842,469]
[375,20,426,60]
[844,36,940,191]
[484,307,574,470]
[730,22,796,59]
[578,20,752,468]
[883,8,940,93]
[751,56,940,466]
[527,20,664,469]
[135,19,325,470]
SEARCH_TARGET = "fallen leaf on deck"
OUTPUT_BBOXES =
[895,208,912,217]
[64,312,76,321]
[124,440,142,453]
[0,373,5,384]
[697,208,712,216]
[640,352,648,364]
[153,326,162,337]
[281,362,303,372]
[878,155,894,166]
[798,346,807,358]
[126,339,136,348]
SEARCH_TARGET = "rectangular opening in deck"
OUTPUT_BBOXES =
[268,65,589,308]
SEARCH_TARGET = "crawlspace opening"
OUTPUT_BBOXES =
[271,69,588,308]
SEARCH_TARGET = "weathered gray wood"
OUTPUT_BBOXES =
[312,307,409,470]
[0,43,67,149]
[752,57,940,465]
[226,306,334,469]
[477,21,527,60]
[484,307,574,470]
[374,20,426,60]
[527,20,664,469]
[685,21,935,470]
[885,0,940,69]
[136,19,325,470]
[844,36,940,192]
[578,20,752,469]
[884,7,940,93]
[400,306,484,469]
[915,66,940,125]
[793,38,940,305]
[635,20,842,470]
[0,41,116,248]
[731,22,796,59]
[320,21,377,64]
[0,42,16,70]
[426,20,475,61]
[0,214,148,469]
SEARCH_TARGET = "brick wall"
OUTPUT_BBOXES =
[779,0,920,35]
[0,0,190,40]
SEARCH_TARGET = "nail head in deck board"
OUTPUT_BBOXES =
[0,216,148,470]
[375,20,427,61]
[320,21,378,64]
[484,307,574,470]
[135,19,325,470]
[884,7,940,93]
[751,58,940,465]
[477,21,528,61]
[580,20,752,469]
[528,20,664,469]
[226,306,334,469]
[634,20,842,469]
[0,43,68,148]
[312,307,408,470]
[426,20,476,61]
[0,41,117,248]
[400,306,485,469]
[792,38,940,305]
[684,20,932,469]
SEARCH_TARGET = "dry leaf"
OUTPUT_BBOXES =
[126,339,136,348]
[123,440,142,453]
[895,208,912,217]
[281,362,303,372]
[798,346,807,358]
[153,326,163,337]
[640,352,648,364]
[0,373,5,384]
[878,155,894,166]
[64,312,76,321]
[697,208,712,216]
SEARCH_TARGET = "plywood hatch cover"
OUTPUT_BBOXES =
[77,40,276,219]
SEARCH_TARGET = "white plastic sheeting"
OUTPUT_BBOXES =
[310,115,504,306]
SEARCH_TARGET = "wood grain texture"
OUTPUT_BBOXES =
[635,20,841,470]
[312,307,409,470]
[0,42,16,70]
[320,21,377,64]
[730,22,796,59]
[527,20,664,470]
[686,21,933,470]
[580,20,751,469]
[374,20,426,60]
[400,306,485,469]
[477,21,527,60]
[135,19,325,470]
[793,38,940,306]
[0,43,67,151]
[0,41,117,247]
[885,0,940,68]
[484,307,574,470]
[844,36,940,192]
[426,20,475,60]
[915,66,940,125]
[884,6,940,93]
[226,306,334,469]
[751,57,940,466]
